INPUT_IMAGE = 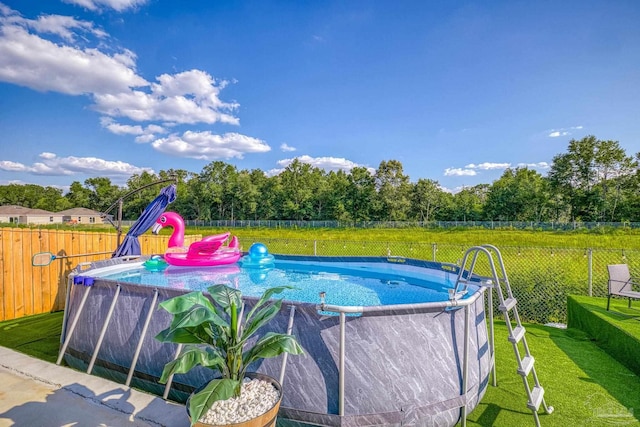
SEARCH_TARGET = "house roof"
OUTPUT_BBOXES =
[0,205,106,217]
[0,205,55,215]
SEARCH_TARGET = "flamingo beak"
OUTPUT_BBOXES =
[151,222,163,235]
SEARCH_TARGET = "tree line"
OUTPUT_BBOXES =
[2,135,640,223]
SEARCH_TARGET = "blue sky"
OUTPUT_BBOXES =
[1,0,639,193]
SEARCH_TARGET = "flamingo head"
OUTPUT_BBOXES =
[152,211,185,248]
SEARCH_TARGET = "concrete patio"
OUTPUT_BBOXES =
[0,346,189,427]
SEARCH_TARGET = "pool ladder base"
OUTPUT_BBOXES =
[454,245,553,427]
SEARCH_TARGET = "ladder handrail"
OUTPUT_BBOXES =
[453,245,554,427]
[453,246,504,299]
[480,244,514,300]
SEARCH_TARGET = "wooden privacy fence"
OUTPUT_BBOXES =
[0,228,200,322]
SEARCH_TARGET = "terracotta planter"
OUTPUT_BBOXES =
[187,373,282,427]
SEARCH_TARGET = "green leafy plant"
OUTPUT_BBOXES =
[155,284,304,426]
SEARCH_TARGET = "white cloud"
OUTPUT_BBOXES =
[548,131,568,138]
[151,131,270,160]
[548,125,583,138]
[0,4,13,16]
[0,5,107,41]
[268,155,374,176]
[0,152,153,177]
[100,117,167,143]
[62,0,148,12]
[0,19,147,94]
[0,179,25,185]
[438,185,455,194]
[464,162,510,170]
[445,160,550,177]
[444,168,477,177]
[100,117,143,135]
[517,162,550,169]
[0,160,29,172]
[280,155,373,172]
[25,14,107,41]
[280,143,296,152]
[93,70,240,125]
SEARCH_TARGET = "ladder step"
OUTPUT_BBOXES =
[527,386,544,411]
[499,297,517,312]
[508,325,526,343]
[517,356,535,376]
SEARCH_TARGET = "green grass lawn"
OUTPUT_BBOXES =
[1,307,639,426]
[17,222,640,249]
[467,320,640,426]
[0,311,63,363]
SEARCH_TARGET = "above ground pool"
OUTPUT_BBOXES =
[59,255,491,427]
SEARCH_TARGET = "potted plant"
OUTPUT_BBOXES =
[155,284,304,427]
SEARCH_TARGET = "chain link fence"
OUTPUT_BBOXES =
[175,219,640,230]
[236,237,638,325]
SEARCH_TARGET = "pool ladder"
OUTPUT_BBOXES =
[453,244,554,427]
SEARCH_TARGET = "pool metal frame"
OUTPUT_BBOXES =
[57,255,495,427]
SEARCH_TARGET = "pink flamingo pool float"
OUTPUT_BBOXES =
[151,212,241,267]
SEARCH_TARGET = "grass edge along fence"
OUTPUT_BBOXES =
[163,219,640,231]
[1,228,634,324]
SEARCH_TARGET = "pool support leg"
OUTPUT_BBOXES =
[56,284,93,365]
[460,303,470,426]
[279,305,297,386]
[60,275,74,346]
[163,344,183,400]
[487,280,497,387]
[88,284,121,374]
[126,288,159,386]
[339,312,346,417]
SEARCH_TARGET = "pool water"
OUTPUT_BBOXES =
[99,260,464,307]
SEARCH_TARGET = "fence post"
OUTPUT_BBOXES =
[587,248,593,297]
[432,243,437,262]
[314,240,317,256]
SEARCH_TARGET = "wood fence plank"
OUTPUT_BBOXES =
[36,230,49,313]
[105,233,115,255]
[51,230,61,312]
[86,231,99,263]
[0,229,7,321]
[58,230,75,311]
[13,229,25,318]
[41,230,55,313]
[95,231,104,254]
[22,228,35,316]
[31,230,43,315]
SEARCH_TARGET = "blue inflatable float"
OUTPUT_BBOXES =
[239,243,275,268]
